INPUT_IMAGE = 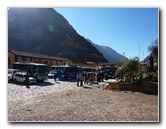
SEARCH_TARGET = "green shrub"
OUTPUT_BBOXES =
[135,72,143,84]
[143,72,158,82]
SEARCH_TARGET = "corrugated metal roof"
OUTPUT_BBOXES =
[8,49,70,61]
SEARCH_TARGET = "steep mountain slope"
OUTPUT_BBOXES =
[8,8,107,63]
[86,39,128,62]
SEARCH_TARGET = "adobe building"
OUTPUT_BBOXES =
[8,49,72,68]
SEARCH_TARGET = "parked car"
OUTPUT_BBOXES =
[8,69,21,81]
[48,70,56,78]
[13,72,36,84]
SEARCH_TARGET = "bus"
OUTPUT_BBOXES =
[12,62,49,81]
[100,66,118,79]
[56,65,80,80]
[81,67,96,73]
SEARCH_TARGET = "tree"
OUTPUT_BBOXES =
[123,57,139,82]
[116,67,124,75]
[148,39,158,56]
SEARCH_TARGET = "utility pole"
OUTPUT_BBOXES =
[139,43,140,72]
[139,42,140,62]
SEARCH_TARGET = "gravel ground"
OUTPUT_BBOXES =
[8,79,159,122]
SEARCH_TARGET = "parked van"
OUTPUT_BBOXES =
[8,69,21,81]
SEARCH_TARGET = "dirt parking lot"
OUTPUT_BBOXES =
[8,79,159,122]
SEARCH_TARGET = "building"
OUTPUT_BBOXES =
[8,49,72,68]
[141,53,158,72]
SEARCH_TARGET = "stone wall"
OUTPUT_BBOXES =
[118,83,158,95]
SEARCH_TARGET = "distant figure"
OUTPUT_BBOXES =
[79,73,84,86]
[76,74,80,86]
[89,73,95,84]
[97,71,101,82]
[76,73,83,86]
[83,72,88,84]
[100,71,104,82]
[104,73,108,80]
[54,73,57,83]
[26,73,30,89]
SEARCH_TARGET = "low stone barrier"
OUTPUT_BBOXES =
[118,83,158,95]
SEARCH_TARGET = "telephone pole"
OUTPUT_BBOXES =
[139,42,140,72]
[139,42,140,62]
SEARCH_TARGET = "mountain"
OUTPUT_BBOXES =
[86,39,128,63]
[8,8,107,63]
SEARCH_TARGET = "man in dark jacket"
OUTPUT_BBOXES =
[26,73,30,89]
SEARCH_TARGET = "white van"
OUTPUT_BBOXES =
[8,69,21,80]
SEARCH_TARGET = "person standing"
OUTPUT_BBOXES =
[83,72,88,84]
[101,71,104,82]
[54,72,57,83]
[97,71,101,82]
[76,73,80,86]
[26,73,30,89]
[79,73,83,86]
[104,72,108,80]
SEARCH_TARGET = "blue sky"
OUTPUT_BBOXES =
[54,8,158,61]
